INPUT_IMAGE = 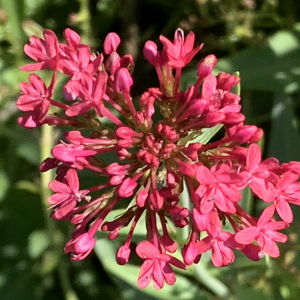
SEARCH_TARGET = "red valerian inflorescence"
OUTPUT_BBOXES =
[17,28,300,289]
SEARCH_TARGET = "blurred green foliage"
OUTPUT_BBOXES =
[1,0,300,299]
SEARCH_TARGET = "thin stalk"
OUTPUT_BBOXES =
[40,124,79,300]
[0,0,26,61]
[193,263,230,298]
[76,0,92,44]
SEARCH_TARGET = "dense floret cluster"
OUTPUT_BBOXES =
[17,28,300,289]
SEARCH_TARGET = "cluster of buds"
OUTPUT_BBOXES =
[17,28,300,289]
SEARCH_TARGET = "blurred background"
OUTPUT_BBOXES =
[1,0,300,299]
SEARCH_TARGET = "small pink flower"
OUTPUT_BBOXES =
[17,73,55,124]
[21,29,59,71]
[136,241,186,289]
[48,168,89,219]
[160,29,203,68]
[195,164,244,214]
[197,231,241,267]
[65,71,108,116]
[235,206,289,258]
[51,143,97,165]
[273,171,300,223]
[192,209,221,236]
[246,143,278,202]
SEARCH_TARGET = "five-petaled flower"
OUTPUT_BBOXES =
[235,206,289,258]
[136,241,186,289]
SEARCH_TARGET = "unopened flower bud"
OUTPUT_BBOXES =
[143,41,160,65]
[197,54,217,80]
[116,245,131,265]
[114,68,133,94]
[104,32,121,54]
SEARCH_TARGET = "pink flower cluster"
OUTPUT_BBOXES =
[17,28,300,289]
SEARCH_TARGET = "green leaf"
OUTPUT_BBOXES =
[214,26,300,94]
[268,93,300,162]
[178,124,223,147]
[197,124,223,145]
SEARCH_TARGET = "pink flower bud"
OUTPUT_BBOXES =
[202,74,217,99]
[233,125,259,143]
[103,32,121,54]
[74,233,96,254]
[109,174,125,185]
[217,72,240,91]
[143,41,159,65]
[160,233,178,253]
[223,112,245,124]
[118,177,137,198]
[137,189,148,207]
[181,143,203,161]
[105,52,121,74]
[205,111,225,126]
[178,161,197,177]
[248,127,264,143]
[116,245,131,265]
[64,232,96,261]
[120,54,134,70]
[156,123,179,142]
[197,54,217,80]
[115,126,143,139]
[166,172,180,188]
[64,28,81,48]
[114,68,133,94]
[71,214,86,225]
[106,162,130,175]
[108,228,120,240]
[149,190,164,211]
[135,111,145,124]
[117,148,132,160]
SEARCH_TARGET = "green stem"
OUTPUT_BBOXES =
[57,260,80,300]
[77,0,92,44]
[193,263,230,298]
[179,179,191,243]
[0,0,26,61]
[40,124,79,300]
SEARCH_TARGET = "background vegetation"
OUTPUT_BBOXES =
[1,0,300,299]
